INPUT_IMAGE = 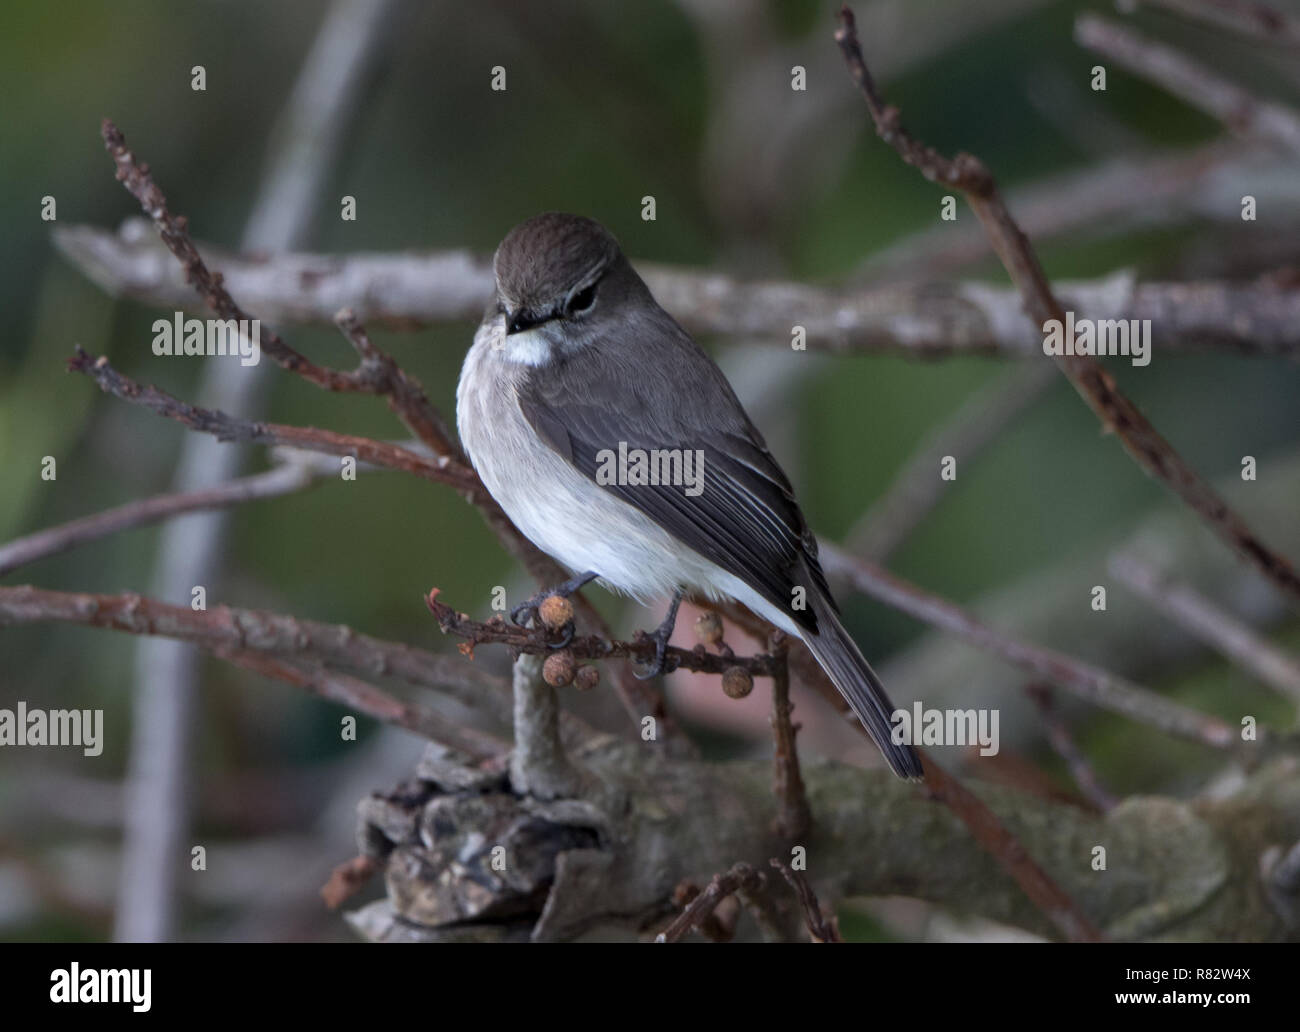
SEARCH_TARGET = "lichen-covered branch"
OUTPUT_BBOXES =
[54,220,1300,358]
[350,738,1300,942]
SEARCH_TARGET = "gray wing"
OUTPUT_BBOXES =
[516,326,834,635]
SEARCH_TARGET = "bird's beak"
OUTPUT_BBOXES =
[505,307,554,335]
[505,309,532,335]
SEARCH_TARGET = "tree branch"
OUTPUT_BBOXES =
[768,635,812,843]
[655,862,765,943]
[357,738,1300,941]
[1110,552,1300,706]
[54,221,1300,358]
[836,4,1300,609]
[846,362,1057,563]
[0,461,317,578]
[1075,14,1300,156]
[424,589,780,679]
[0,585,513,725]
[769,858,843,943]
[819,541,1240,750]
[1027,683,1119,812]
[1127,0,1300,49]
[66,348,479,492]
[214,649,508,758]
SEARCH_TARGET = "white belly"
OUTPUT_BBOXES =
[456,318,800,636]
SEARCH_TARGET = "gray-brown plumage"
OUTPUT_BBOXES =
[458,213,921,779]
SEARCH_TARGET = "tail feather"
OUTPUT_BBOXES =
[802,599,922,780]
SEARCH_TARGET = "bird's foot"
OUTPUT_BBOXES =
[634,589,685,680]
[510,570,600,648]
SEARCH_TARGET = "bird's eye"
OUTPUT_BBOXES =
[567,282,597,316]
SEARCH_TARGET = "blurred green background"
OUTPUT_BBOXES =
[1,0,1298,941]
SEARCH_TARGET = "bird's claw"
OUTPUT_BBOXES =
[633,589,685,680]
[510,571,599,648]
[634,626,675,679]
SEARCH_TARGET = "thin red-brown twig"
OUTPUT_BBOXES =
[847,362,1057,562]
[655,862,765,943]
[819,542,1238,750]
[331,307,460,460]
[424,589,779,678]
[919,754,1104,942]
[320,855,381,909]
[1075,15,1300,156]
[769,858,843,943]
[0,462,316,578]
[835,5,1300,609]
[1026,684,1119,812]
[216,649,509,761]
[102,118,454,455]
[1110,553,1300,706]
[767,635,812,842]
[67,348,480,492]
[0,584,512,724]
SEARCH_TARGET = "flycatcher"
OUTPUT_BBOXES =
[457,213,921,779]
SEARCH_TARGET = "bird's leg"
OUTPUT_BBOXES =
[634,588,685,680]
[510,570,600,648]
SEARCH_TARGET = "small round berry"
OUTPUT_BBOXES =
[542,650,577,687]
[574,665,600,692]
[721,666,753,699]
[538,594,575,630]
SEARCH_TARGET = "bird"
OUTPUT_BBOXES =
[456,212,922,779]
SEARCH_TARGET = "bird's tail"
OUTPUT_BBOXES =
[801,596,923,780]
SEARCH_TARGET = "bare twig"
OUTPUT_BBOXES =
[769,858,842,942]
[215,649,508,759]
[102,119,397,391]
[68,348,481,493]
[836,4,1300,609]
[858,139,1255,281]
[768,635,812,842]
[1122,0,1300,50]
[919,755,1104,942]
[331,308,458,458]
[1026,684,1119,812]
[1075,15,1300,156]
[819,541,1238,749]
[0,462,317,578]
[847,362,1057,562]
[0,585,512,725]
[424,589,780,678]
[56,222,1300,358]
[320,855,381,910]
[1110,553,1300,706]
[655,862,765,943]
